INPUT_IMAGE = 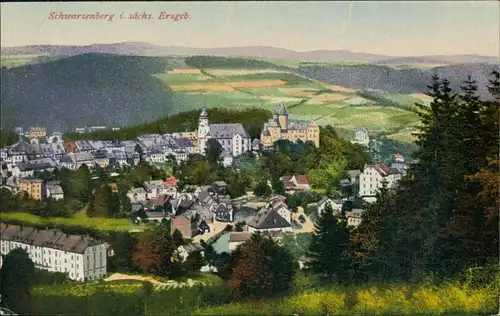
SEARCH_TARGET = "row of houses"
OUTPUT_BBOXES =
[0,223,109,281]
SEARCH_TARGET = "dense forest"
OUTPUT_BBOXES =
[0,53,176,130]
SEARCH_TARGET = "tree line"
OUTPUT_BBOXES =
[63,107,271,141]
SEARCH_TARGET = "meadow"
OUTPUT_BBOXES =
[193,281,499,315]
[29,276,499,316]
[0,211,142,232]
[0,55,44,68]
[151,64,422,144]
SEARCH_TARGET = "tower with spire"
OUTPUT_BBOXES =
[276,102,289,130]
[197,107,210,154]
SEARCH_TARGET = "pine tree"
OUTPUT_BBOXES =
[349,179,396,282]
[0,248,35,315]
[306,202,350,283]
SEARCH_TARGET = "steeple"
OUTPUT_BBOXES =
[200,107,208,118]
[278,102,288,115]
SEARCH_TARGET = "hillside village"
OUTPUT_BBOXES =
[0,102,411,282]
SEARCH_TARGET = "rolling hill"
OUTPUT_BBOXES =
[2,42,498,64]
[0,53,183,130]
[1,53,498,144]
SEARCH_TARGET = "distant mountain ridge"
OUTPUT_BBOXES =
[2,42,498,64]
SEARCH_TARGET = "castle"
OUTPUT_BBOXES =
[260,103,320,148]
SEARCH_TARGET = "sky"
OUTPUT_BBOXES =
[1,1,499,56]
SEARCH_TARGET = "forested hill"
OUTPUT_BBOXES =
[297,63,500,96]
[0,53,178,131]
[1,52,498,131]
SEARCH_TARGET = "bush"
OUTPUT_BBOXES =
[34,270,69,285]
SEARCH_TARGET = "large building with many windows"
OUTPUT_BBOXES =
[0,224,108,281]
[19,178,45,200]
[260,103,320,148]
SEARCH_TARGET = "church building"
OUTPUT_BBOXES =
[197,108,251,157]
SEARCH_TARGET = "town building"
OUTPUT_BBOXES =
[317,197,343,217]
[171,215,198,239]
[358,163,402,203]
[351,128,370,147]
[228,232,252,252]
[247,207,293,234]
[0,224,107,281]
[197,108,251,156]
[280,175,311,194]
[346,209,365,228]
[175,243,204,262]
[19,178,45,200]
[46,182,64,200]
[390,153,408,176]
[260,103,320,148]
[26,127,47,138]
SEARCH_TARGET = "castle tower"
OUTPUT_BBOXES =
[277,103,289,130]
[197,108,210,154]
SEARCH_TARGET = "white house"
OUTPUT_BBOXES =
[351,128,370,147]
[228,232,252,252]
[46,183,64,200]
[175,243,204,263]
[146,150,165,164]
[264,200,292,225]
[127,187,147,203]
[143,180,170,199]
[247,208,293,234]
[0,224,107,281]
[59,154,75,170]
[359,163,402,203]
[317,197,343,217]
[280,175,311,194]
[346,209,365,228]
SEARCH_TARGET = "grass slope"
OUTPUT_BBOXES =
[151,56,424,143]
[193,282,498,315]
[0,211,142,232]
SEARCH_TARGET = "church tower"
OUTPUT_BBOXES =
[197,107,210,154]
[277,102,289,130]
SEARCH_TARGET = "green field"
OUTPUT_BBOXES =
[149,61,422,144]
[1,211,143,232]
[1,55,43,68]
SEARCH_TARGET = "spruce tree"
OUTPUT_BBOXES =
[349,180,396,282]
[306,202,350,283]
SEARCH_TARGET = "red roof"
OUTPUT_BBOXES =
[164,176,177,187]
[64,142,76,152]
[393,153,403,158]
[370,163,391,177]
[294,175,309,185]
